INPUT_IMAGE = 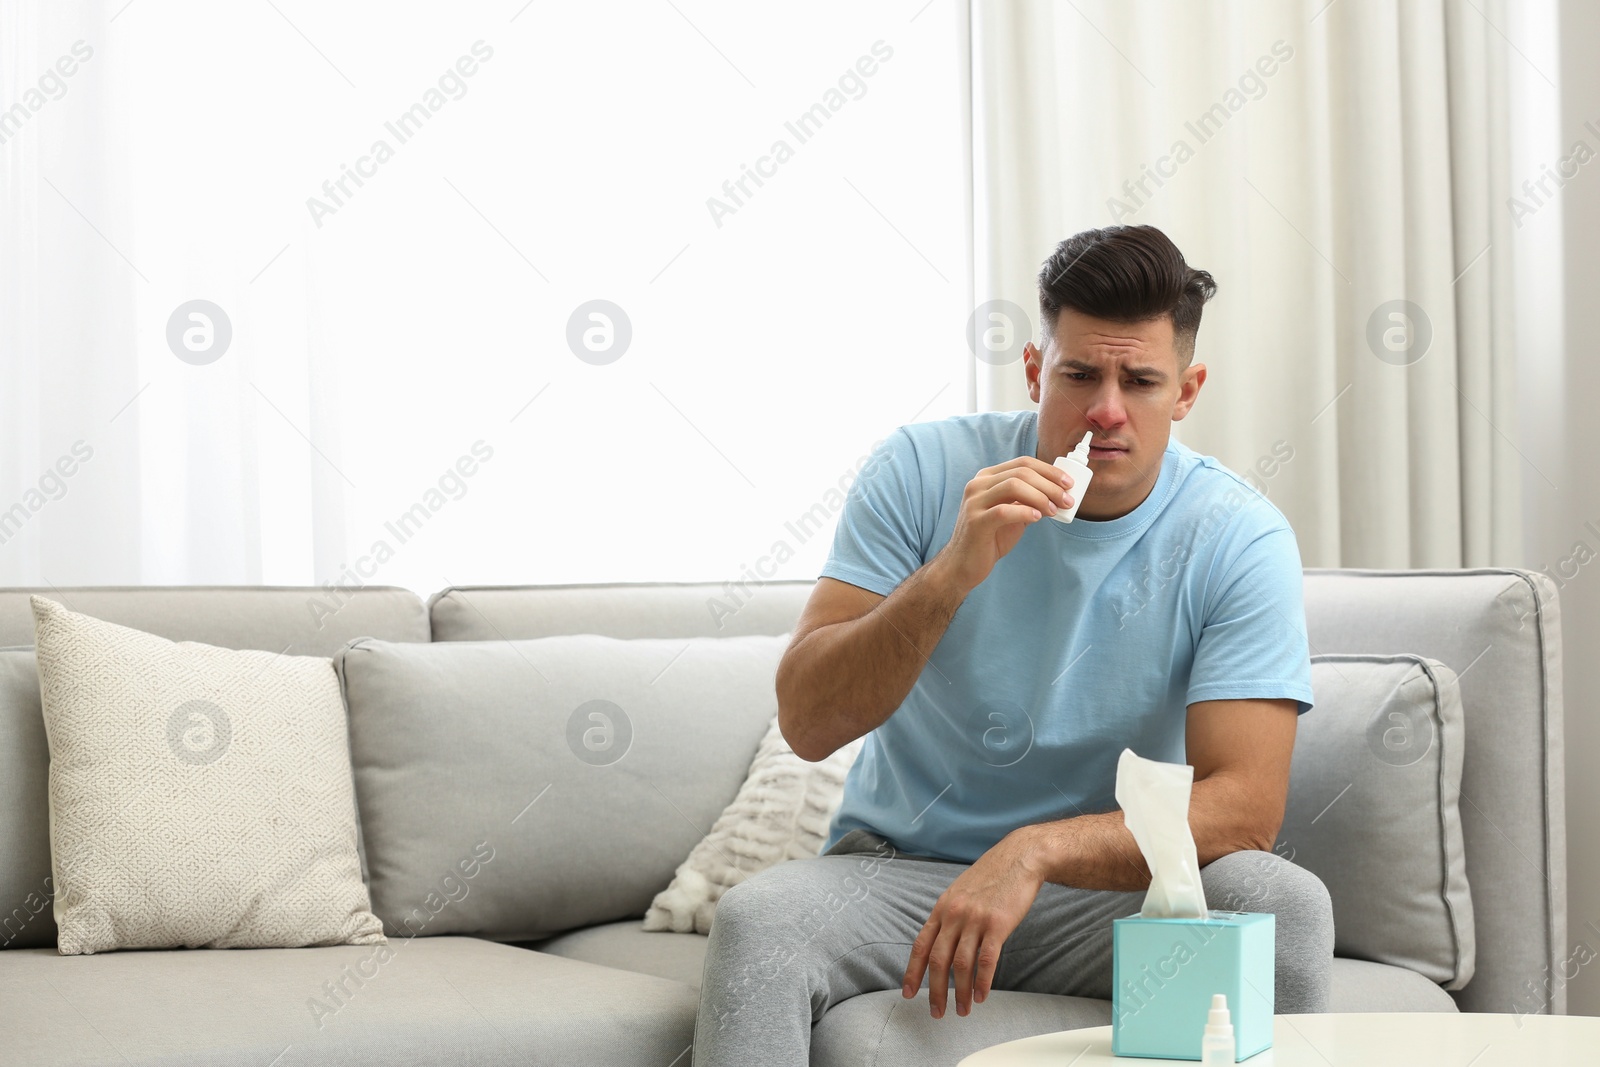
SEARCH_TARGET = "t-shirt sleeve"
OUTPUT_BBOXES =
[1186,524,1315,715]
[818,428,930,597]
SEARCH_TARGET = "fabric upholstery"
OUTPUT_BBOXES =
[428,581,815,640]
[1302,568,1565,1014]
[0,585,429,654]
[531,920,711,989]
[336,634,784,941]
[1326,957,1460,1014]
[0,567,1566,1067]
[0,647,54,949]
[1,936,697,1067]
[30,596,382,953]
[1279,655,1472,987]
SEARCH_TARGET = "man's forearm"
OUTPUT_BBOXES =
[778,557,967,761]
[1014,773,1280,892]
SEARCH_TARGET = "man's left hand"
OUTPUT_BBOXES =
[900,828,1046,1018]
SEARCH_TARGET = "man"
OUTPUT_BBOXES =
[692,225,1333,1066]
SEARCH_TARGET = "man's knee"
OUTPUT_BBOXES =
[703,870,816,1004]
[710,859,856,952]
[1203,850,1331,928]
[1202,850,1334,1011]
[705,859,886,1016]
[710,866,801,948]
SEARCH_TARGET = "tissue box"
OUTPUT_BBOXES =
[1112,910,1274,1061]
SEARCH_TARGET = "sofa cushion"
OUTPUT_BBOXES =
[1,936,697,1067]
[1327,957,1460,1013]
[1301,568,1562,1015]
[0,647,54,949]
[0,585,429,654]
[31,596,383,953]
[428,582,815,640]
[336,634,785,941]
[531,919,710,988]
[1276,654,1472,988]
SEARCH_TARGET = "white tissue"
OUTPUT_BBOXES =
[1115,748,1209,919]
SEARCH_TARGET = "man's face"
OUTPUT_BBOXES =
[1023,308,1206,521]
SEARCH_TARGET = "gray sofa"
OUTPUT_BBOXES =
[0,568,1566,1066]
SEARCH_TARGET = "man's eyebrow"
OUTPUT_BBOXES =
[1060,358,1168,381]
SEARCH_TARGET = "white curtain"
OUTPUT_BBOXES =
[1,1,337,586]
[1,1,968,591]
[968,0,1534,569]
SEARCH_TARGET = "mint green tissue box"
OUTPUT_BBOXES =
[1112,910,1274,1061]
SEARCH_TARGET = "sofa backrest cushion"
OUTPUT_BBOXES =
[0,648,54,949]
[0,586,429,655]
[1302,568,1564,1015]
[336,633,786,941]
[1277,654,1473,989]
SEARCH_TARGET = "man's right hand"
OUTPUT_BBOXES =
[934,457,1073,594]
[778,457,1072,761]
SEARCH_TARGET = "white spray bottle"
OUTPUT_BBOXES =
[1051,431,1095,523]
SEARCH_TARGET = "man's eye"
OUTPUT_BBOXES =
[1066,372,1091,381]
[1130,378,1155,387]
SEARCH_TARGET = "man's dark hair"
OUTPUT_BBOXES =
[1036,225,1217,366]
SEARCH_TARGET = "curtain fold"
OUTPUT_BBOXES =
[969,0,1529,569]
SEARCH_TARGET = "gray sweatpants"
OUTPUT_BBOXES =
[692,829,1334,1067]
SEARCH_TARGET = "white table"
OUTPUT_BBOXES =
[957,1012,1600,1066]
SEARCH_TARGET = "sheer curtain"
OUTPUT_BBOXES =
[968,0,1543,569]
[1,0,968,591]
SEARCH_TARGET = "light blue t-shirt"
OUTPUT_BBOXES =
[820,410,1314,863]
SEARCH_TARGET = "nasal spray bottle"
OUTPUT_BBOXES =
[1051,432,1095,523]
[1200,993,1235,1065]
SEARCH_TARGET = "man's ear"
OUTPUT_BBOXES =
[1024,342,1043,404]
[1171,362,1206,422]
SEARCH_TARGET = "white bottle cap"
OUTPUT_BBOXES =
[1204,992,1233,1044]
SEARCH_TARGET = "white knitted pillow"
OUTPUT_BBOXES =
[643,714,863,934]
[30,596,384,954]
